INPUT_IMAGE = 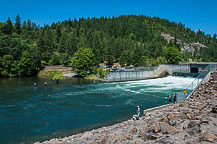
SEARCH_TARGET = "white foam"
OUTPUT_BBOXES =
[62,76,200,97]
[118,76,200,92]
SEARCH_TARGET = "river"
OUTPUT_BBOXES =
[0,76,196,144]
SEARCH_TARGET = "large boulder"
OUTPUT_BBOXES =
[199,132,216,142]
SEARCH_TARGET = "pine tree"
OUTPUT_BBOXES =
[6,17,13,34]
[213,33,216,45]
[56,25,61,43]
[22,21,27,30]
[27,19,32,30]
[15,14,21,34]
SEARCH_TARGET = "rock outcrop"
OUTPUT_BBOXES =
[161,33,207,55]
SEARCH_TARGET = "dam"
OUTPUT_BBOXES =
[107,63,217,82]
[107,63,217,103]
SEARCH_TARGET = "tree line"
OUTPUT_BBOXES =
[0,14,216,77]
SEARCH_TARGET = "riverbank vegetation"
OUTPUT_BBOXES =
[0,14,216,77]
[71,47,97,77]
[48,70,64,83]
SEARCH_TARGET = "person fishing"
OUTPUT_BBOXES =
[34,82,37,87]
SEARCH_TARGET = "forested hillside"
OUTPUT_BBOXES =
[0,14,216,77]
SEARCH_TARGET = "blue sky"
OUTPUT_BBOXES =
[0,0,216,35]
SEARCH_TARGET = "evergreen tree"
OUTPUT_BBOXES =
[56,25,61,42]
[6,17,13,34]
[0,14,217,77]
[27,19,32,30]
[213,33,216,45]
[15,14,21,34]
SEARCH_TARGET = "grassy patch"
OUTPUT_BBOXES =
[84,75,97,80]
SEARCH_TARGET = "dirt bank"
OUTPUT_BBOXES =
[38,66,71,75]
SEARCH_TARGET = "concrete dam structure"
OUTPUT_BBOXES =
[107,64,190,82]
[107,63,217,82]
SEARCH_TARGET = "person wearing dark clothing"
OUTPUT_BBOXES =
[169,94,171,104]
[132,106,140,121]
[173,93,176,104]
[133,114,140,120]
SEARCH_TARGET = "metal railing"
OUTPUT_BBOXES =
[176,64,217,102]
[113,66,158,72]
[179,62,217,65]
[110,64,190,72]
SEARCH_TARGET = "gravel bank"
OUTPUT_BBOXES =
[35,72,217,144]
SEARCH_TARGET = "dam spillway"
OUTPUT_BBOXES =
[107,63,217,82]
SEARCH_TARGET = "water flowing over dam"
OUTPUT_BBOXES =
[0,76,198,144]
[107,63,217,82]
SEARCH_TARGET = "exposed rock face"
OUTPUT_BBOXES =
[35,72,217,144]
[161,33,207,55]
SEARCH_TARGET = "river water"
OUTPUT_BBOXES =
[0,76,196,144]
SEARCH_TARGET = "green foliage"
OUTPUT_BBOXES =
[48,52,61,66]
[145,57,167,66]
[138,56,147,66]
[163,46,182,64]
[0,15,217,77]
[16,51,35,76]
[156,57,167,64]
[48,52,71,66]
[1,17,13,35]
[71,47,96,77]
[60,53,70,65]
[97,68,109,79]
[0,51,40,77]
[146,58,159,66]
[119,50,132,66]
[15,14,21,34]
[91,66,98,75]
[48,70,64,83]
[0,55,14,77]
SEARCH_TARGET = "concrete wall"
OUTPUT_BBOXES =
[107,64,190,82]
[107,70,155,82]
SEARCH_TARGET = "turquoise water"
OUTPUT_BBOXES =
[0,76,195,144]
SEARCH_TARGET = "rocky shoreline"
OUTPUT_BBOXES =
[36,72,217,144]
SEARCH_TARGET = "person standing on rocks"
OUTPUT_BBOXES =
[132,106,140,120]
[173,93,176,103]
[137,106,140,117]
[169,94,171,104]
